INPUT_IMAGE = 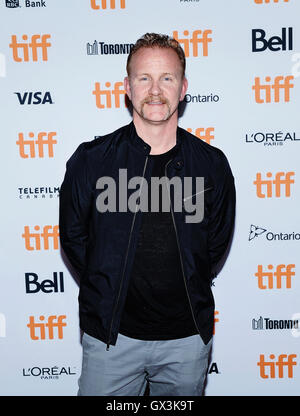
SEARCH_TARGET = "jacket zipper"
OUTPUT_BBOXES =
[164,159,201,337]
[106,155,149,350]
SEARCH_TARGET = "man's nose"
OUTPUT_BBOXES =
[148,80,162,95]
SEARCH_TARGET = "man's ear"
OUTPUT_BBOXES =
[124,76,131,100]
[179,77,188,101]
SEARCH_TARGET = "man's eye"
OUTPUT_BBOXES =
[163,76,172,81]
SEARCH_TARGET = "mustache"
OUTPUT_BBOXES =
[141,96,169,105]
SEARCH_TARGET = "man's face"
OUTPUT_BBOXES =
[124,47,188,125]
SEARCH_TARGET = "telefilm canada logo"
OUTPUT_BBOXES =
[17,186,60,200]
[248,224,300,242]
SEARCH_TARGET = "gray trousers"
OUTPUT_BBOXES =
[78,332,212,396]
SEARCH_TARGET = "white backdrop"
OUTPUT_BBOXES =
[0,0,299,396]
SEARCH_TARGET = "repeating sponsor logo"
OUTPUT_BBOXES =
[257,354,297,379]
[15,91,53,105]
[93,81,126,109]
[183,93,220,103]
[18,186,60,200]
[252,75,294,103]
[86,40,133,55]
[213,310,219,334]
[22,225,60,251]
[186,127,215,144]
[173,30,212,57]
[254,0,290,3]
[0,313,6,338]
[249,224,300,242]
[90,0,125,10]
[9,34,51,62]
[16,132,57,158]
[5,0,46,7]
[245,131,300,147]
[5,0,20,7]
[252,28,293,52]
[291,313,300,338]
[253,171,295,198]
[255,264,295,289]
[27,315,67,340]
[22,365,76,380]
[25,272,64,294]
[252,316,299,330]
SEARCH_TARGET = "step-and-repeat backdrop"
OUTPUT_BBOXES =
[0,0,299,396]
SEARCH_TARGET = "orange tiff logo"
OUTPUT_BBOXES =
[255,264,295,289]
[22,225,59,251]
[213,310,219,335]
[93,81,126,109]
[254,0,289,3]
[258,354,297,378]
[187,127,215,144]
[252,75,294,103]
[9,34,51,62]
[253,171,295,198]
[27,315,66,340]
[91,0,125,9]
[173,30,212,57]
[16,132,57,158]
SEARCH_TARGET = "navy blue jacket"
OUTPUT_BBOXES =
[59,122,235,348]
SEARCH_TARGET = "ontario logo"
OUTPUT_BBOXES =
[249,224,300,242]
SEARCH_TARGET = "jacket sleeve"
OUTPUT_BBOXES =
[208,151,236,278]
[59,143,92,279]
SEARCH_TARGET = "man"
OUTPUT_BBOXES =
[59,33,235,396]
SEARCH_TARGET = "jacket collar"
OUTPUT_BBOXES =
[126,121,183,156]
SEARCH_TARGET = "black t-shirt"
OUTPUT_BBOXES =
[119,145,198,340]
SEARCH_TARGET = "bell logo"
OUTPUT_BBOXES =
[173,30,212,57]
[253,171,295,198]
[255,264,295,289]
[93,82,126,109]
[16,132,57,158]
[252,28,293,52]
[187,127,215,144]
[90,0,125,9]
[27,315,67,340]
[252,75,294,103]
[22,225,60,251]
[9,34,51,62]
[257,354,297,378]
[254,0,289,3]
[25,272,64,294]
